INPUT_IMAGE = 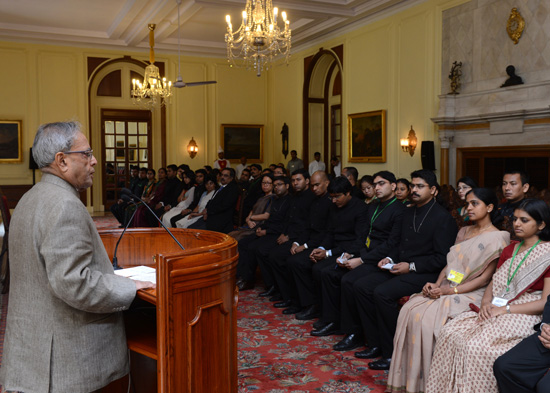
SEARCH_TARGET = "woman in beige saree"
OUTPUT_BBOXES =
[387,188,509,393]
[425,198,550,393]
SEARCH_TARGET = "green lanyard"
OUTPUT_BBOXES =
[506,239,541,292]
[369,197,397,235]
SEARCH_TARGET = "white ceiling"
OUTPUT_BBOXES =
[0,0,418,58]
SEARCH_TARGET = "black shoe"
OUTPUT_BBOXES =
[258,286,277,297]
[354,346,382,359]
[295,305,320,321]
[310,321,339,337]
[333,333,363,351]
[269,294,282,302]
[312,319,326,330]
[282,306,301,314]
[236,278,255,291]
[274,300,292,308]
[369,358,391,370]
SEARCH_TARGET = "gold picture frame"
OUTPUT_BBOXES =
[0,120,23,163]
[221,124,264,163]
[348,110,386,163]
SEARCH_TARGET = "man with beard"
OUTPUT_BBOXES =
[349,169,457,370]
[318,171,405,350]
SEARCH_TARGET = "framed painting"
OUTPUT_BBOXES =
[0,120,22,162]
[348,110,386,163]
[221,124,264,163]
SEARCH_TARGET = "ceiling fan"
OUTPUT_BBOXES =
[173,0,217,88]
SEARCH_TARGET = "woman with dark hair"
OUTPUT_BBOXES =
[456,176,478,222]
[175,174,218,228]
[426,198,550,393]
[360,175,376,204]
[228,173,274,242]
[132,167,167,227]
[395,178,411,205]
[387,188,510,393]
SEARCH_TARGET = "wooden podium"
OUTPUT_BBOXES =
[99,228,239,393]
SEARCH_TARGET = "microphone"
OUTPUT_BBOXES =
[112,194,139,270]
[120,188,185,251]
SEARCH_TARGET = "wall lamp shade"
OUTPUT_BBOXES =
[401,126,417,157]
[187,137,198,158]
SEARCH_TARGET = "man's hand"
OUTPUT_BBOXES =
[389,262,410,275]
[256,228,266,237]
[539,324,550,349]
[309,248,327,261]
[291,244,306,255]
[342,257,362,270]
[378,258,391,269]
[133,280,156,291]
[277,234,289,245]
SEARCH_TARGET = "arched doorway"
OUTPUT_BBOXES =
[303,46,343,176]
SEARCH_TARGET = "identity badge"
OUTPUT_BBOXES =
[491,297,508,307]
[447,270,464,284]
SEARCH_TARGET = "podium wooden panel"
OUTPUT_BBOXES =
[99,228,239,393]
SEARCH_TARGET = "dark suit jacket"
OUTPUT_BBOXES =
[206,181,240,233]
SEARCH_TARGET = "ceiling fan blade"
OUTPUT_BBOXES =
[182,81,217,87]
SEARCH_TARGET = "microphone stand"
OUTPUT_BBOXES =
[120,188,185,251]
[112,197,139,270]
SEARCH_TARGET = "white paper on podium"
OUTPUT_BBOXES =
[115,265,156,284]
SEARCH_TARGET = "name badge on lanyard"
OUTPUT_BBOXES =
[491,297,508,307]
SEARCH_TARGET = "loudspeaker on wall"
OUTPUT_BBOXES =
[421,141,436,171]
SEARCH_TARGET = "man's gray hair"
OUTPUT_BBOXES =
[32,121,81,168]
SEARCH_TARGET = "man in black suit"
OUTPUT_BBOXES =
[236,176,291,290]
[352,169,457,370]
[257,168,316,307]
[342,167,364,199]
[201,167,240,233]
[286,176,369,336]
[494,295,550,393]
[325,170,406,352]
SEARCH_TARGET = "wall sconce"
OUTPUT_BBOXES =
[400,126,418,157]
[187,137,198,158]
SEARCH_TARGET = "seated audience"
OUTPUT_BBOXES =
[175,175,218,228]
[387,188,509,393]
[189,168,239,233]
[349,170,458,370]
[236,176,291,290]
[494,294,550,393]
[132,167,167,227]
[123,168,157,226]
[324,171,406,349]
[426,198,550,393]
[230,173,274,248]
[285,176,368,335]
[273,171,332,319]
[152,164,184,221]
[240,164,264,219]
[163,169,206,227]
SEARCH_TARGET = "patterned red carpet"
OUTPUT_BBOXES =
[237,288,388,392]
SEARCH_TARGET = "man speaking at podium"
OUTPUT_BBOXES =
[0,121,155,393]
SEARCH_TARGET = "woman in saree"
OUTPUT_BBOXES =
[123,168,157,226]
[387,188,510,393]
[425,198,550,393]
[228,173,274,241]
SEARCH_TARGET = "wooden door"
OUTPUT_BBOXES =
[101,109,152,209]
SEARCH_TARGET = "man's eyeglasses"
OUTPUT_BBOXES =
[64,149,94,159]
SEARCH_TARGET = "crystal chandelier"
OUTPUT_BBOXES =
[132,24,172,109]
[225,0,291,77]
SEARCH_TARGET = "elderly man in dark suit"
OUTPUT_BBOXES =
[494,295,550,393]
[0,121,154,393]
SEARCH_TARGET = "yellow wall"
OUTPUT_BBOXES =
[0,0,469,210]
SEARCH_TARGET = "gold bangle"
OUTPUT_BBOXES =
[454,286,459,294]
